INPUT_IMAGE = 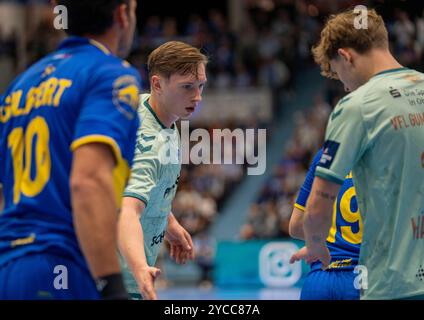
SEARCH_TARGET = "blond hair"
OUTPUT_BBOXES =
[312,8,389,78]
[147,41,208,79]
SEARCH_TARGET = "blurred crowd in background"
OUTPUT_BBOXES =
[240,94,331,240]
[1,0,424,286]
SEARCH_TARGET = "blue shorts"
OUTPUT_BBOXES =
[300,268,360,300]
[0,252,100,300]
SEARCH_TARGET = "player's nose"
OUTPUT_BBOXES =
[193,88,202,103]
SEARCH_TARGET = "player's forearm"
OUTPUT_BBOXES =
[167,211,178,228]
[118,204,149,273]
[303,192,335,247]
[303,177,340,247]
[303,209,332,247]
[168,212,175,223]
[167,212,181,235]
[71,171,121,278]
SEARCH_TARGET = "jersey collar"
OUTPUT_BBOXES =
[143,99,176,130]
[372,67,410,78]
[57,37,112,55]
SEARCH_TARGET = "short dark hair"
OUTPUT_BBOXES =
[57,0,129,36]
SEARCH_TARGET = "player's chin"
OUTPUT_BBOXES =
[182,109,194,118]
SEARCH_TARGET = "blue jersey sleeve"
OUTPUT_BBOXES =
[294,149,323,211]
[70,64,141,164]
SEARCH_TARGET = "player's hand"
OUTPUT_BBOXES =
[135,266,161,300]
[165,219,195,264]
[289,244,331,269]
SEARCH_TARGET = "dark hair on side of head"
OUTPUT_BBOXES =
[56,0,129,36]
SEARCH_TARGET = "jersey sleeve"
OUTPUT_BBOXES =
[70,64,141,165]
[295,149,323,211]
[315,96,369,184]
[123,134,160,205]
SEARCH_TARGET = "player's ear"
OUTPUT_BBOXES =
[337,48,352,64]
[115,2,130,30]
[151,75,162,94]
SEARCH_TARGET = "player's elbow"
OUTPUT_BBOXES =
[288,218,303,240]
[288,221,296,238]
[121,197,145,218]
[289,208,305,240]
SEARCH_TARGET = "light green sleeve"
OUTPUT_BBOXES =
[315,95,369,184]
[123,137,160,205]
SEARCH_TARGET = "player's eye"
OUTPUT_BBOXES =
[182,84,193,90]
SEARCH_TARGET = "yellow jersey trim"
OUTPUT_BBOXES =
[70,135,130,207]
[88,39,111,55]
[122,60,131,68]
[294,203,306,212]
[11,233,36,248]
[327,258,353,269]
[70,135,122,162]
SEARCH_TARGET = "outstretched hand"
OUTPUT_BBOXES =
[290,244,331,269]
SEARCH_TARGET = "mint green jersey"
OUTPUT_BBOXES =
[315,68,424,300]
[124,93,181,267]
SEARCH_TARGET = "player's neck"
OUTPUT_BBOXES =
[148,94,178,129]
[360,49,403,83]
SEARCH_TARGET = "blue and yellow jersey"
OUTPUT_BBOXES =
[295,149,362,271]
[0,37,141,270]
